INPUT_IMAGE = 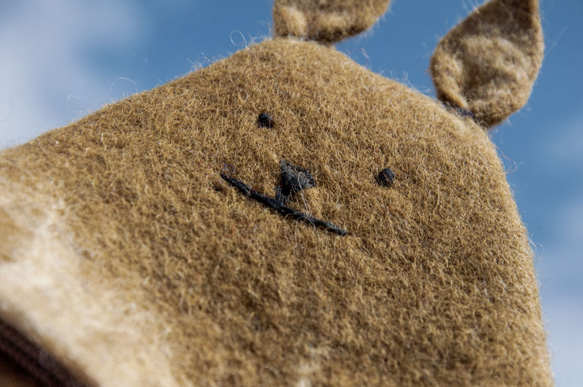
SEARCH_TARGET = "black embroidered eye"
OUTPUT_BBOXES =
[376,167,395,187]
[257,113,274,128]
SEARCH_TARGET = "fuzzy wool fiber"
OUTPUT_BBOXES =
[273,0,391,43]
[431,0,544,127]
[0,38,552,386]
[0,0,552,385]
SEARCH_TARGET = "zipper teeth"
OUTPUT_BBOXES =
[0,319,85,387]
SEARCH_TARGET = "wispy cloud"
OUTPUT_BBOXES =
[0,1,144,146]
[541,297,583,386]
[537,195,583,386]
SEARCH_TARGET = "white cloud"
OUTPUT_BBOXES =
[535,197,583,387]
[541,298,583,387]
[0,1,145,147]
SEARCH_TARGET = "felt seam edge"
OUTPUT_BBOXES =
[0,183,180,387]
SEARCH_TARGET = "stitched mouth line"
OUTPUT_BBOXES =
[220,173,347,236]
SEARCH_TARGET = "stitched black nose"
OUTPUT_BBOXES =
[276,160,316,205]
[219,161,346,236]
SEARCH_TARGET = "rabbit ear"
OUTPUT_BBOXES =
[273,0,391,44]
[430,0,544,128]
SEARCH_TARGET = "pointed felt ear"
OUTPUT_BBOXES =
[430,0,544,128]
[273,0,391,44]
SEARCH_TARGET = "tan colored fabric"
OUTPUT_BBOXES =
[273,0,391,43]
[0,186,180,387]
[430,0,544,128]
[0,35,552,385]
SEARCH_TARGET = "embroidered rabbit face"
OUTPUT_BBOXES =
[0,1,551,386]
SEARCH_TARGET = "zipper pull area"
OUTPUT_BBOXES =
[0,319,86,387]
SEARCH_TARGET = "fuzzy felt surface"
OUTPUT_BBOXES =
[0,186,179,387]
[430,0,544,128]
[0,38,552,386]
[273,0,391,43]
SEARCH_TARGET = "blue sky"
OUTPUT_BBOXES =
[1,0,581,384]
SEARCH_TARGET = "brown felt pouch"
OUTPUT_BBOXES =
[0,0,552,386]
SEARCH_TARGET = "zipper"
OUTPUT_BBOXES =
[0,318,86,387]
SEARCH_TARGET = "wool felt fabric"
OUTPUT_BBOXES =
[0,0,552,386]
[430,0,544,127]
[273,0,391,43]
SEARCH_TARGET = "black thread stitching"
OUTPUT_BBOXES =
[453,106,477,121]
[443,103,480,124]
[220,173,347,236]
[275,160,316,205]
